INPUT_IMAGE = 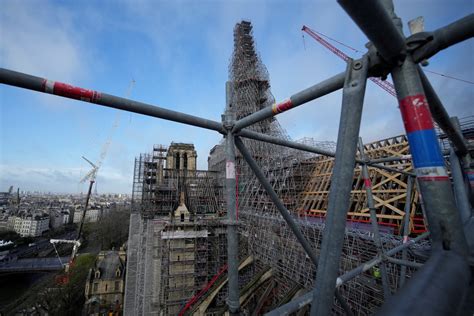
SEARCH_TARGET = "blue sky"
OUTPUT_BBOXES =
[1,0,473,194]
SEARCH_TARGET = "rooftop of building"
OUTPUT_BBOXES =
[169,142,195,149]
[95,250,125,280]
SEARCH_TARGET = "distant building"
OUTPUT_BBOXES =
[8,213,49,237]
[69,207,77,224]
[0,215,9,232]
[85,250,126,315]
[49,210,70,229]
[7,216,19,231]
[73,209,100,224]
[0,186,14,206]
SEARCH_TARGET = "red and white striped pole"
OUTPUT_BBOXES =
[391,57,468,254]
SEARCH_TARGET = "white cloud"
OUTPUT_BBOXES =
[0,2,90,82]
[0,1,94,110]
[0,163,132,194]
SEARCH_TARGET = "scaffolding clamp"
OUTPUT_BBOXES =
[222,112,236,132]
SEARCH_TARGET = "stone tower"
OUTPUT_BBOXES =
[166,142,197,171]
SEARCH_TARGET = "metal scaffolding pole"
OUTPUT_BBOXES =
[386,257,423,268]
[233,72,345,132]
[336,233,429,286]
[238,129,415,177]
[310,56,369,316]
[338,0,471,314]
[418,68,468,155]
[410,13,474,63]
[358,137,391,298]
[234,136,354,315]
[387,8,468,257]
[235,137,318,264]
[0,68,224,133]
[340,0,469,254]
[267,232,430,316]
[223,82,240,315]
[449,117,472,224]
[338,0,406,65]
[399,176,414,288]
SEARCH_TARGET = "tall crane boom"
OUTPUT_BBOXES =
[49,79,136,279]
[301,25,397,98]
[98,79,135,170]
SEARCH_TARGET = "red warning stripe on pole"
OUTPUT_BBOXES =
[399,94,434,133]
[418,176,450,182]
[41,79,101,103]
[364,178,372,188]
[272,99,293,114]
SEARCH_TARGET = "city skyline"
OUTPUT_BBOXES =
[1,0,473,193]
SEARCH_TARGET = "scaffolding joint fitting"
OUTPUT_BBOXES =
[353,60,363,70]
[222,112,236,132]
[406,32,434,53]
[366,47,396,81]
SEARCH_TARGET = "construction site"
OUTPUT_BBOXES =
[122,18,473,316]
[1,1,473,315]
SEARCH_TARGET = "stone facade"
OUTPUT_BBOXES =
[8,214,49,237]
[73,208,100,223]
[166,142,197,171]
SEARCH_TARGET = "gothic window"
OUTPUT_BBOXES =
[183,153,188,169]
[175,153,180,169]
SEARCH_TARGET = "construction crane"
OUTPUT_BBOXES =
[49,79,136,271]
[94,79,135,194]
[50,238,81,263]
[47,152,104,278]
[49,156,97,274]
[301,25,397,97]
[78,156,99,240]
[51,79,137,279]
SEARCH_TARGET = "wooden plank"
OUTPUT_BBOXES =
[298,135,425,232]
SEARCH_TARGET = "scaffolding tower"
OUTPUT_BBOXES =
[205,20,435,314]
